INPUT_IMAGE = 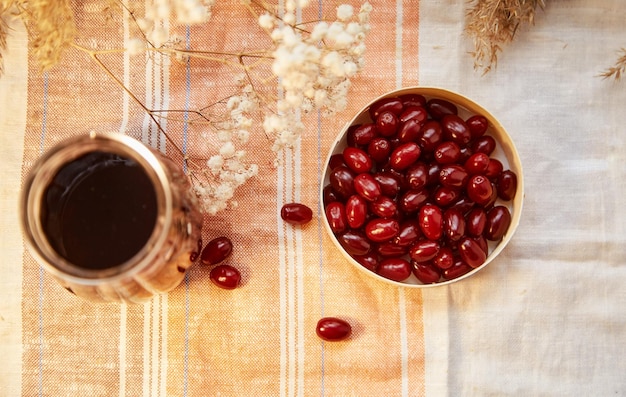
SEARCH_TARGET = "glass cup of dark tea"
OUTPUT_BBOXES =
[20,132,203,303]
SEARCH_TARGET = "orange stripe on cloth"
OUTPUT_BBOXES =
[19,1,426,396]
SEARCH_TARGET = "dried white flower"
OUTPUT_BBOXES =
[207,155,224,172]
[336,4,354,21]
[283,12,296,26]
[127,38,145,55]
[149,27,169,47]
[219,141,236,158]
[310,22,329,42]
[258,13,275,29]
[217,130,232,142]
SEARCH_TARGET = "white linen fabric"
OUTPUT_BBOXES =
[420,1,626,395]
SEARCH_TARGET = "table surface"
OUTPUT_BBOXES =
[2,1,626,396]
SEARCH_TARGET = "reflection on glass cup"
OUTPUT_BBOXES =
[20,132,203,303]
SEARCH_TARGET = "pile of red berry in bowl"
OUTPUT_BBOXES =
[320,87,523,287]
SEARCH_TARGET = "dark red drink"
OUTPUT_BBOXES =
[41,152,158,270]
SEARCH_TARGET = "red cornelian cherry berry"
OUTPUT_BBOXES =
[464,152,491,175]
[354,252,379,272]
[443,208,466,242]
[485,206,512,241]
[325,201,347,234]
[281,203,313,225]
[201,236,233,266]
[369,195,398,218]
[466,174,494,206]
[316,317,352,342]
[329,166,356,199]
[369,97,404,119]
[458,237,487,269]
[396,118,422,142]
[434,141,462,164]
[419,120,444,152]
[376,111,400,137]
[209,264,241,289]
[412,261,441,284]
[365,218,400,243]
[439,164,469,188]
[338,230,371,256]
[373,172,401,197]
[343,147,373,173]
[471,135,497,155]
[377,241,408,257]
[349,123,377,146]
[399,189,429,214]
[409,239,440,263]
[419,205,443,241]
[353,173,382,202]
[496,170,518,201]
[433,246,454,270]
[400,93,427,108]
[466,208,487,237]
[368,137,392,164]
[390,142,421,171]
[377,258,412,281]
[328,154,346,170]
[442,259,473,280]
[399,106,428,124]
[394,220,422,247]
[405,163,429,190]
[485,158,504,180]
[466,114,489,138]
[426,98,458,119]
[442,114,472,146]
[345,195,369,229]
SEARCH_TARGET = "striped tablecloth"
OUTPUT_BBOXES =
[2,1,626,396]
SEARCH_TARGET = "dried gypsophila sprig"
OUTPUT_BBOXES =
[105,0,372,214]
[599,48,626,81]
[179,1,372,214]
[465,0,546,74]
[260,2,372,154]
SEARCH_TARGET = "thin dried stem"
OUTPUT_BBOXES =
[70,43,187,161]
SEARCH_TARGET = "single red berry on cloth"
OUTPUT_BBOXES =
[201,236,233,266]
[209,264,241,290]
[316,317,352,342]
[280,203,313,225]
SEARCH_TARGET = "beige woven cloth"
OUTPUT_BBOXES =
[2,1,626,396]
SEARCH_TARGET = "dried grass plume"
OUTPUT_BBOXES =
[465,0,546,74]
[600,48,626,81]
[1,0,76,71]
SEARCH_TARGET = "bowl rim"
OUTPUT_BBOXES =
[320,86,524,288]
